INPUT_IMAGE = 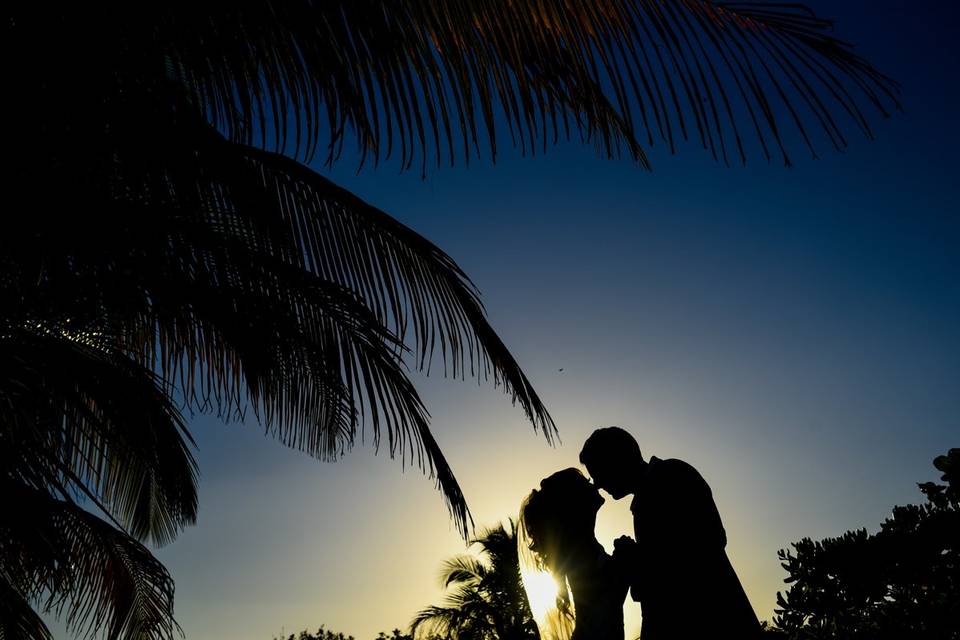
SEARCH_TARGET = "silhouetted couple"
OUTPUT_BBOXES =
[520,427,760,640]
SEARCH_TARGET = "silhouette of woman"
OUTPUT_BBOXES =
[519,468,628,640]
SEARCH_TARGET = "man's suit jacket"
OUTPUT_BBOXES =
[629,457,760,639]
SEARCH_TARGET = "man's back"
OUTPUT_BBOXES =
[631,457,726,553]
[629,457,759,639]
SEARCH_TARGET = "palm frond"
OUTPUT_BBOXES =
[440,555,488,588]
[411,586,497,640]
[410,605,460,639]
[5,102,499,535]
[0,327,198,546]
[0,578,53,640]
[155,1,897,169]
[472,520,518,555]
[235,144,556,440]
[4,70,553,532]
[156,2,644,171]
[0,482,179,640]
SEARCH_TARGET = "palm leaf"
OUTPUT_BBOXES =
[236,143,556,437]
[3,42,556,528]
[440,556,488,587]
[7,104,551,533]
[0,482,178,640]
[153,2,641,171]
[0,327,198,546]
[154,1,898,168]
[411,586,498,640]
[0,579,52,640]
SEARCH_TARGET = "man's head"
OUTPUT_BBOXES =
[579,426,646,499]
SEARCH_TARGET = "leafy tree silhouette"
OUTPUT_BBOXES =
[2,3,899,638]
[773,449,960,639]
[412,521,539,640]
[273,625,421,640]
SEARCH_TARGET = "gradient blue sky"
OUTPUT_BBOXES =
[70,2,960,638]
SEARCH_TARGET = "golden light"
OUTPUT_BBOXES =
[520,567,560,622]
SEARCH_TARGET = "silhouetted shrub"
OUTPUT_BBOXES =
[273,625,415,640]
[773,449,960,639]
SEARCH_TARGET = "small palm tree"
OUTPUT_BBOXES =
[3,3,898,638]
[412,522,539,640]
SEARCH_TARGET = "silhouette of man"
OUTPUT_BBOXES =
[580,426,760,639]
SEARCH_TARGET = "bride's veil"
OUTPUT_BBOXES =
[517,495,575,640]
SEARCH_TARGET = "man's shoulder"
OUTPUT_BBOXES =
[651,456,703,480]
[630,457,710,513]
[648,457,712,497]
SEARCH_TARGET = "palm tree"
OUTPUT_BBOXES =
[411,522,538,640]
[2,3,899,638]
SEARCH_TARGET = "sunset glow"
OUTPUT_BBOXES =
[521,568,561,623]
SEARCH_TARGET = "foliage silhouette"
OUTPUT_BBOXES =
[411,521,539,640]
[377,631,417,640]
[272,625,418,640]
[3,3,898,638]
[773,449,960,639]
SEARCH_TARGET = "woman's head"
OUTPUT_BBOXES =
[519,468,604,573]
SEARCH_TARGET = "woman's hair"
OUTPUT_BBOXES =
[519,467,598,575]
[518,468,601,638]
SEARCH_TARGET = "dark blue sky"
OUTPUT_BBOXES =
[106,3,960,638]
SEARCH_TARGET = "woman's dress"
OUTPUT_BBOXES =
[567,542,629,640]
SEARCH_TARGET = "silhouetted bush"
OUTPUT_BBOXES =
[273,625,415,640]
[773,449,959,639]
